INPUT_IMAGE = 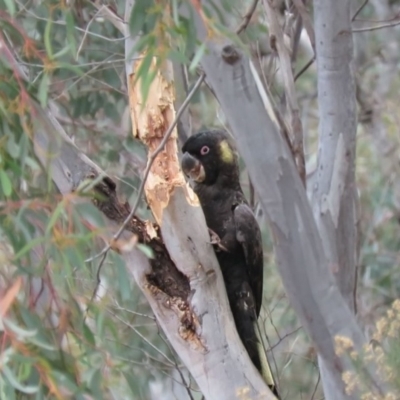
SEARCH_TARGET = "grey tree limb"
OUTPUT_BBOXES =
[262,0,306,184]
[307,0,361,390]
[312,0,358,315]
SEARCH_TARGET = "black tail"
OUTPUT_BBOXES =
[233,303,280,398]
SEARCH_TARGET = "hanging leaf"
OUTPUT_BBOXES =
[2,365,39,394]
[38,73,50,108]
[129,0,154,38]
[0,169,12,197]
[3,0,16,16]
[189,42,207,72]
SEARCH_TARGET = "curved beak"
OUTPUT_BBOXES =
[181,152,205,182]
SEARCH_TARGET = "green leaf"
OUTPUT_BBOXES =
[189,42,207,72]
[18,360,32,381]
[181,15,197,56]
[38,73,50,108]
[123,371,140,397]
[135,51,157,106]
[44,16,53,59]
[3,0,16,16]
[113,253,131,301]
[65,11,77,56]
[45,201,65,235]
[53,44,72,60]
[82,322,96,347]
[96,311,105,339]
[167,49,188,64]
[171,0,180,26]
[129,34,155,57]
[87,368,102,399]
[6,136,19,159]
[0,169,12,197]
[55,62,84,76]
[137,243,154,259]
[3,319,38,338]
[2,366,39,394]
[50,370,79,393]
[29,335,56,351]
[129,0,154,38]
[142,7,158,35]
[135,50,153,84]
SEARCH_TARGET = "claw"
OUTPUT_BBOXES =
[208,228,228,252]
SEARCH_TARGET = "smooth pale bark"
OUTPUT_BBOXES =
[312,1,359,397]
[312,0,358,314]
[182,1,385,398]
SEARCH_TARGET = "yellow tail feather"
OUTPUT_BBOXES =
[254,320,279,399]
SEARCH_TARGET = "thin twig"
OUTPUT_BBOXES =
[86,73,205,303]
[106,337,175,369]
[76,8,103,60]
[269,326,303,351]
[310,367,321,400]
[157,327,195,400]
[294,1,370,82]
[352,19,400,32]
[352,0,369,22]
[294,56,315,82]
[236,0,260,34]
[113,313,177,365]
[113,303,156,320]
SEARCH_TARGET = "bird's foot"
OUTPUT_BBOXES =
[208,228,228,252]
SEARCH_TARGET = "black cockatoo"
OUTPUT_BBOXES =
[181,129,279,398]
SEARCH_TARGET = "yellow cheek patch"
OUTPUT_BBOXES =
[219,140,234,164]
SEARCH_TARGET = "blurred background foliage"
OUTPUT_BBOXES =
[1,0,400,399]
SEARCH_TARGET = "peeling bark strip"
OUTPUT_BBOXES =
[128,58,197,224]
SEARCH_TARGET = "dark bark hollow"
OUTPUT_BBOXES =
[90,174,191,299]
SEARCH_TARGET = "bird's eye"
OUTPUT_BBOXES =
[200,146,210,155]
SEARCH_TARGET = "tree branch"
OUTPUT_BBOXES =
[262,0,306,185]
[236,0,260,35]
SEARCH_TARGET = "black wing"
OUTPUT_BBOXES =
[233,203,264,317]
